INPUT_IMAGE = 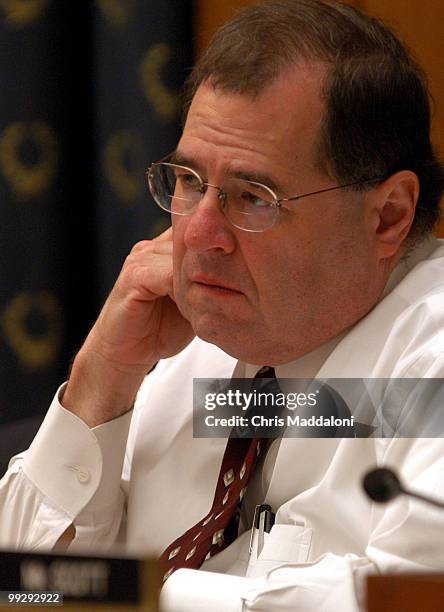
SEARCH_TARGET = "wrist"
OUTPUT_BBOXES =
[63,348,151,427]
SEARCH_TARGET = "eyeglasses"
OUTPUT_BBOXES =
[147,156,382,233]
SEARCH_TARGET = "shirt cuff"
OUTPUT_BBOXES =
[160,569,246,612]
[22,382,132,518]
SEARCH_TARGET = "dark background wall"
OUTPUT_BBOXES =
[0,0,192,472]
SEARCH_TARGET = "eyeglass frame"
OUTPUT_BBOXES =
[146,154,384,233]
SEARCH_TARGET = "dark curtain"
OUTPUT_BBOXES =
[0,1,193,473]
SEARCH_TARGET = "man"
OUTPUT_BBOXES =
[1,0,444,610]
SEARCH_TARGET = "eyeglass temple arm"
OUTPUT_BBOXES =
[279,177,384,204]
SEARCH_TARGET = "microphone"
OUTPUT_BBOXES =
[363,467,444,510]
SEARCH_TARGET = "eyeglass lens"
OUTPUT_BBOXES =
[148,163,277,232]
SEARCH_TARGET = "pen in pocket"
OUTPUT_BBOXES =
[249,504,275,558]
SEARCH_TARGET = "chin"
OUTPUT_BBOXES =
[192,316,249,357]
[192,320,274,364]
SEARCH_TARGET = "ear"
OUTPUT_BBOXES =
[370,170,419,259]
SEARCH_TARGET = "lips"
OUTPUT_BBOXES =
[190,275,242,294]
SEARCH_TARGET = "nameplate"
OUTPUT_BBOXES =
[0,550,159,611]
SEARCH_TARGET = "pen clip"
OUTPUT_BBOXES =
[257,509,266,557]
[249,504,261,554]
[249,504,273,556]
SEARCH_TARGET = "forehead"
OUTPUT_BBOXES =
[178,62,327,188]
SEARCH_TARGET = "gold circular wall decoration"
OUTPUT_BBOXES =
[140,43,180,123]
[0,121,59,200]
[97,0,131,28]
[0,0,50,28]
[2,291,63,370]
[103,130,146,204]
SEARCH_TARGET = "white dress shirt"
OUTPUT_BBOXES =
[1,238,444,612]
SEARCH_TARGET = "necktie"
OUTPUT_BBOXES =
[159,366,276,583]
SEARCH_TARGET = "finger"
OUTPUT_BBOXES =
[131,240,153,253]
[152,241,173,255]
[131,255,174,297]
[130,233,172,256]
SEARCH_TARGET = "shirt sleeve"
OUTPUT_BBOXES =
[0,383,132,552]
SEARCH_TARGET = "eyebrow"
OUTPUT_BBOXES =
[171,149,282,194]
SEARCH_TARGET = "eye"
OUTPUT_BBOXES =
[235,179,274,211]
[175,169,201,191]
[239,190,270,208]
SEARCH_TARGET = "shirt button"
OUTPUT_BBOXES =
[77,469,91,484]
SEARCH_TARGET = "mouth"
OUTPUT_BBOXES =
[190,275,243,295]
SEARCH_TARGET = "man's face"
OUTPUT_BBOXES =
[172,63,382,365]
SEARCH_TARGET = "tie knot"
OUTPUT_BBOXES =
[255,365,275,378]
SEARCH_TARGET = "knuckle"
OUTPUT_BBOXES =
[132,264,149,288]
[164,266,174,286]
[116,261,142,292]
[125,241,153,266]
[116,241,172,296]
[131,240,152,254]
[125,262,144,286]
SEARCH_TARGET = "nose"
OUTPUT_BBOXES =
[181,185,237,254]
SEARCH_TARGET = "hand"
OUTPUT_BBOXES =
[63,228,195,426]
[89,227,194,368]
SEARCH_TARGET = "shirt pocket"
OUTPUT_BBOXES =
[246,523,313,579]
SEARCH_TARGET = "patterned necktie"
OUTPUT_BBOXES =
[159,366,276,583]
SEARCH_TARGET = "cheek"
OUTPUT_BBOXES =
[252,233,328,313]
[248,248,298,311]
